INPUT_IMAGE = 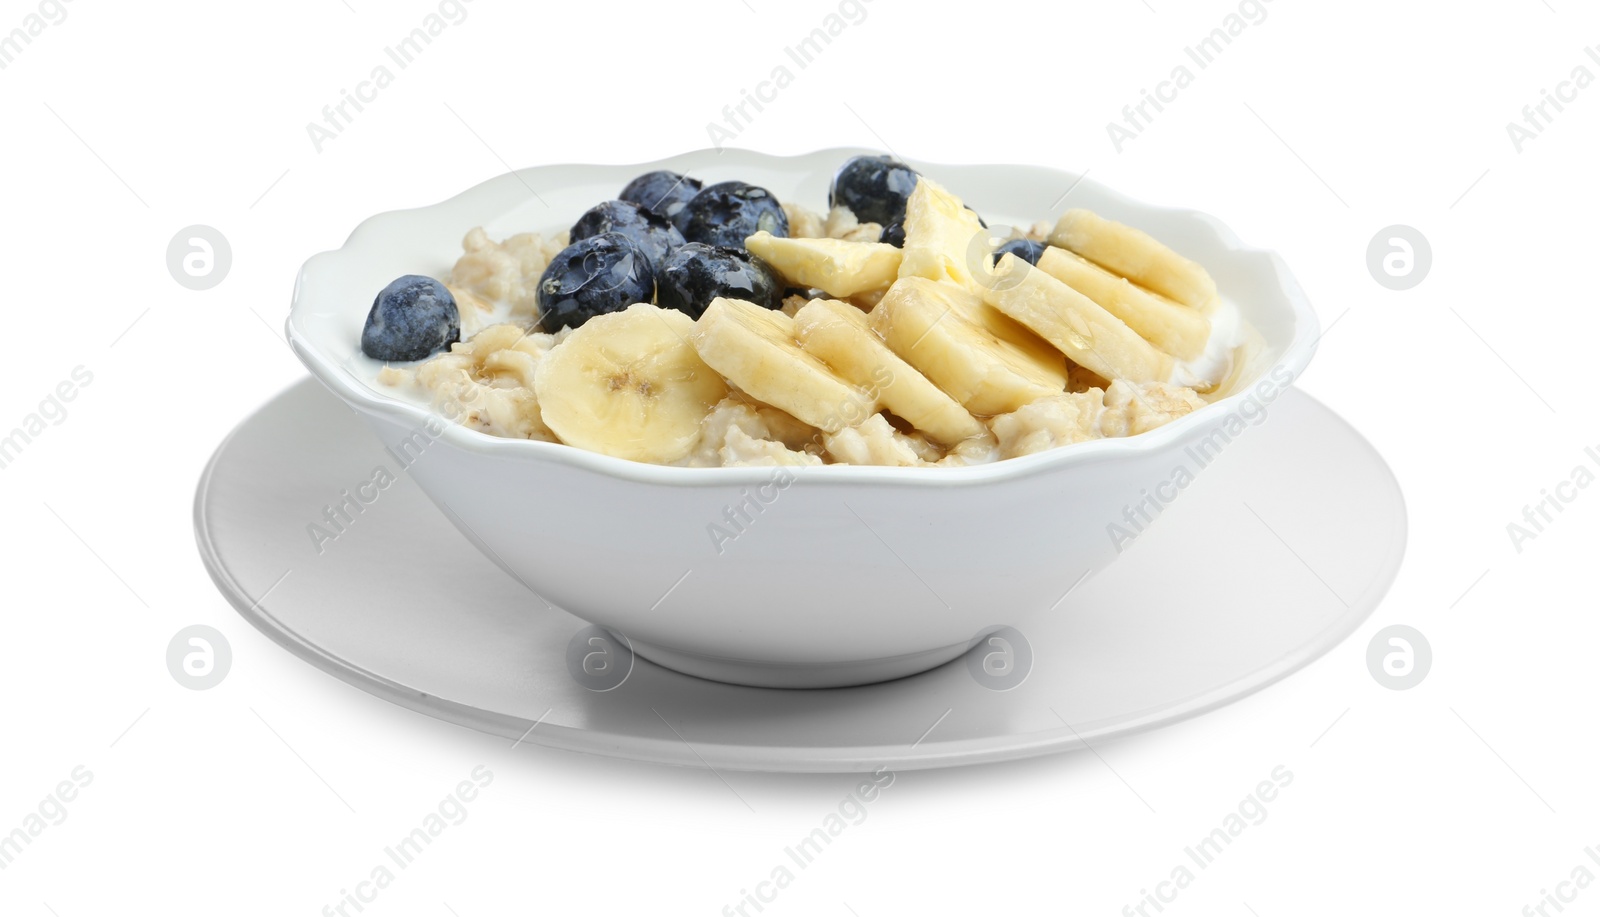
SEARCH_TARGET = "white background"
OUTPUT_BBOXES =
[2,0,1596,914]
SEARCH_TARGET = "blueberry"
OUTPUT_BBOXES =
[536,232,655,332]
[361,275,459,362]
[619,170,703,222]
[676,181,789,250]
[829,155,920,226]
[880,217,906,248]
[570,200,684,274]
[993,238,1047,266]
[655,243,782,318]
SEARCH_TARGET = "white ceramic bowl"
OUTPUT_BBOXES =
[287,148,1319,689]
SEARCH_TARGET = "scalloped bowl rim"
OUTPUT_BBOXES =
[286,147,1320,487]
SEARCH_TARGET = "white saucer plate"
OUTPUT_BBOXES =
[196,380,1404,773]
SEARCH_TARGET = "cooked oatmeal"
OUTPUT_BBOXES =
[359,155,1251,467]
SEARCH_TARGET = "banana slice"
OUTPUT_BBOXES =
[876,182,1069,386]
[690,297,870,433]
[934,278,1069,388]
[746,231,902,298]
[794,298,986,445]
[1035,247,1212,360]
[871,277,1064,416]
[533,303,727,463]
[979,256,1171,384]
[898,177,990,292]
[1050,209,1217,309]
[984,255,1174,384]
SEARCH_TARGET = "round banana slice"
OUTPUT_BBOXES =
[794,298,986,445]
[1049,209,1218,310]
[897,177,989,292]
[534,304,728,464]
[871,277,1065,416]
[984,254,1174,384]
[690,297,868,433]
[745,231,902,299]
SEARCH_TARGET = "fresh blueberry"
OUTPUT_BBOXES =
[879,217,906,248]
[993,238,1048,266]
[829,155,920,226]
[569,200,684,274]
[536,232,655,332]
[619,170,703,222]
[360,275,460,362]
[656,243,783,318]
[675,181,789,250]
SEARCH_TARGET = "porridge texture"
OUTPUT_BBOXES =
[363,155,1251,467]
[447,228,567,331]
[381,322,566,441]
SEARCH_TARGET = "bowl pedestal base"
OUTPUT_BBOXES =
[624,636,975,689]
